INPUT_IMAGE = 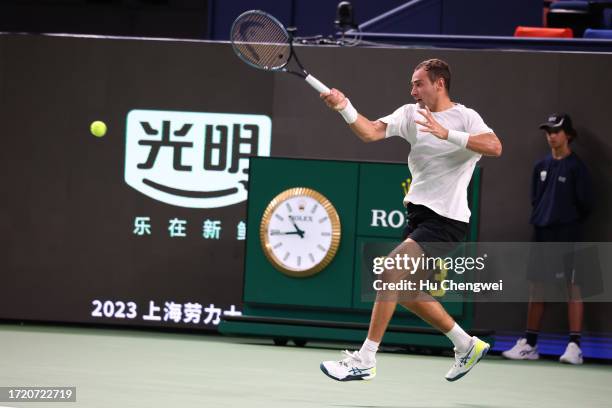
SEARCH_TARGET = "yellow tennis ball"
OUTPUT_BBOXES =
[90,121,107,137]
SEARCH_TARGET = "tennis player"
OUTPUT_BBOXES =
[319,59,502,382]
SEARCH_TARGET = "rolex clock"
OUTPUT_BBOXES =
[260,187,341,277]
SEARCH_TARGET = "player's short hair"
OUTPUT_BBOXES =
[414,59,451,92]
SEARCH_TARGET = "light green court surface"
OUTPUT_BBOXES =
[1,324,610,408]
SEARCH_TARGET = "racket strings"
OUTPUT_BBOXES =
[231,12,290,70]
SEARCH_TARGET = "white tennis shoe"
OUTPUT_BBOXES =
[445,336,490,382]
[559,342,583,365]
[320,350,376,381]
[502,338,540,360]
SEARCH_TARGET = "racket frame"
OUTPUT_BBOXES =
[231,10,330,94]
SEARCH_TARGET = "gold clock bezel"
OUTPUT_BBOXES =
[260,187,341,278]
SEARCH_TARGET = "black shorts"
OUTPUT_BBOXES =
[527,223,582,283]
[402,203,469,258]
[533,223,583,243]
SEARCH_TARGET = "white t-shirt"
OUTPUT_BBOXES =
[378,103,493,223]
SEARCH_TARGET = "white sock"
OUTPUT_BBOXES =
[358,338,379,365]
[445,323,472,353]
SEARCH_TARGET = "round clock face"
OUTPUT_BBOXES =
[260,187,341,277]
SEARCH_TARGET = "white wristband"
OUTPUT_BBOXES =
[338,99,358,124]
[447,130,470,148]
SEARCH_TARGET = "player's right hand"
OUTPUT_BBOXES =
[321,88,348,111]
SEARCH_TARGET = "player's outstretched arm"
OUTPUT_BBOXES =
[320,89,386,143]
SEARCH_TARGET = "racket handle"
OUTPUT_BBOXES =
[305,74,330,94]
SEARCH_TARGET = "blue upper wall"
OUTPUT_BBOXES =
[0,0,547,41]
[209,0,542,40]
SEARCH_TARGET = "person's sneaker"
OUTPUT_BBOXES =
[501,338,540,360]
[559,342,583,365]
[320,350,376,381]
[445,336,490,382]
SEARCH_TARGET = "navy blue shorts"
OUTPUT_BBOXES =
[527,223,582,283]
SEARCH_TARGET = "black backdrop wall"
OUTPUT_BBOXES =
[0,34,610,333]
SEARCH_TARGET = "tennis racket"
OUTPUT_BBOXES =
[230,10,331,94]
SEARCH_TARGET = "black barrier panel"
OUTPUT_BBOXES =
[0,35,275,330]
[0,34,611,333]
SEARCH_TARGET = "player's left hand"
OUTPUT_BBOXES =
[415,106,449,140]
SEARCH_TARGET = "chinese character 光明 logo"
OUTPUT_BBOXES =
[125,110,272,208]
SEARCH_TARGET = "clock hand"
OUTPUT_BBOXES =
[270,230,303,236]
[290,219,305,238]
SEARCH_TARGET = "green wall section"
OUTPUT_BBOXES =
[357,162,410,238]
[244,158,359,308]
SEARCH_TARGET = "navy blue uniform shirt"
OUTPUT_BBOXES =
[530,152,592,227]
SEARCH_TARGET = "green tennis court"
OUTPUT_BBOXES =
[2,324,610,408]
